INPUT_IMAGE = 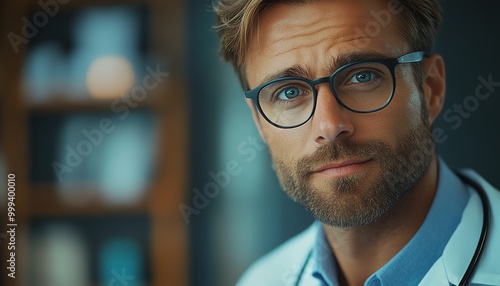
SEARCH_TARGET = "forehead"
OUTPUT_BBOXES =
[245,0,407,87]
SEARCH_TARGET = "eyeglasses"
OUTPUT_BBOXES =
[245,51,425,129]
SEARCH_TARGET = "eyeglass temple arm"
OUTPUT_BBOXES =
[397,51,426,63]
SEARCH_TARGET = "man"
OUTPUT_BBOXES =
[214,0,500,285]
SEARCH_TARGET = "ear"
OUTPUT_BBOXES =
[246,98,268,144]
[422,54,446,125]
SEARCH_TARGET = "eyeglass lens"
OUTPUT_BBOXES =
[257,62,393,127]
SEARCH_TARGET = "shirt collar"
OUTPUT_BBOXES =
[310,158,470,286]
[311,222,339,285]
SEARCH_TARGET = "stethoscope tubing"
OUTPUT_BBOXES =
[455,172,491,286]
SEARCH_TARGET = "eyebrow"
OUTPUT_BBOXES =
[258,65,311,86]
[256,51,393,87]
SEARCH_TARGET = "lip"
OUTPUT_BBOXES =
[313,158,372,177]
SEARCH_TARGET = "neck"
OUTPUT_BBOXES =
[323,155,439,286]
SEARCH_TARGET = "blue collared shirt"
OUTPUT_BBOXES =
[310,159,470,286]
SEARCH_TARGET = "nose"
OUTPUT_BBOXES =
[311,84,354,144]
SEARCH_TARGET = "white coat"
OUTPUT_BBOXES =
[237,169,500,286]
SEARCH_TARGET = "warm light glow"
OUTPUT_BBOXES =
[86,56,135,99]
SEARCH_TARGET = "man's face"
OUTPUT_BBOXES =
[245,0,437,228]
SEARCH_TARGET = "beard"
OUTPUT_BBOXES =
[271,106,435,228]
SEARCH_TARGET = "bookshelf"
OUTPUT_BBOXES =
[1,0,188,285]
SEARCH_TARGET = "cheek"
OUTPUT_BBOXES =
[398,65,426,122]
[358,82,424,147]
[398,77,426,131]
[261,125,308,161]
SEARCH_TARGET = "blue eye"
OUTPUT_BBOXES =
[278,87,304,100]
[350,71,376,83]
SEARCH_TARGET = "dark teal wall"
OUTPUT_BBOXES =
[433,0,500,185]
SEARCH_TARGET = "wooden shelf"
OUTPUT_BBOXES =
[25,76,181,113]
[28,184,149,218]
[27,97,159,113]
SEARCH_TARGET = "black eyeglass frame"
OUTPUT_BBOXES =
[245,51,426,129]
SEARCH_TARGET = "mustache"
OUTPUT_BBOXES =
[296,139,391,174]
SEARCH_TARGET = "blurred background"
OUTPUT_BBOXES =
[0,0,499,286]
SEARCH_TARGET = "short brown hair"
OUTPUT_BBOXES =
[214,0,442,89]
